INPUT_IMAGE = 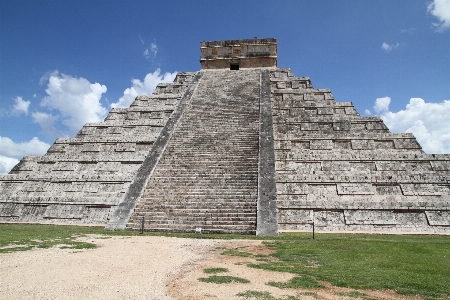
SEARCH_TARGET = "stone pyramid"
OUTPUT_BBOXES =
[1,38,449,235]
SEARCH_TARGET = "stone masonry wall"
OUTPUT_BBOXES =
[271,68,450,233]
[0,73,197,224]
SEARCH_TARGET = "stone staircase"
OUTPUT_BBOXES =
[127,69,261,234]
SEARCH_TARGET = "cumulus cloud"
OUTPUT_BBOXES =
[428,0,450,31]
[0,136,50,158]
[39,70,59,86]
[32,111,63,138]
[11,96,30,115]
[40,72,108,136]
[381,42,400,52]
[374,97,450,154]
[0,136,51,173]
[111,69,177,108]
[374,96,391,114]
[0,156,19,174]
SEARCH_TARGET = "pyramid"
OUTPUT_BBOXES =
[1,38,449,235]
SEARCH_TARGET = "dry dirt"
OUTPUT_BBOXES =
[0,236,422,300]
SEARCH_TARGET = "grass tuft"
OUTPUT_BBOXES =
[236,290,275,299]
[203,267,228,274]
[334,291,369,298]
[221,248,253,257]
[198,275,250,284]
[267,276,324,289]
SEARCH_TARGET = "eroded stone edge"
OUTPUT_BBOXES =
[256,68,279,236]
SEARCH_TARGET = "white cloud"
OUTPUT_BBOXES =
[143,42,158,60]
[32,111,63,138]
[150,43,158,56]
[381,42,400,52]
[111,69,177,108]
[364,109,371,115]
[376,97,450,154]
[428,0,450,31]
[0,136,50,158]
[0,136,51,173]
[39,70,59,86]
[40,72,108,136]
[11,96,30,115]
[0,156,19,174]
[374,96,391,114]
[143,49,150,60]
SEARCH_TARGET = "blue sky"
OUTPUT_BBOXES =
[1,0,449,173]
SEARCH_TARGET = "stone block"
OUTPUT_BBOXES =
[337,183,375,195]
[431,160,450,171]
[313,210,345,227]
[43,204,85,219]
[351,139,375,150]
[394,138,421,149]
[375,185,402,195]
[400,184,443,196]
[278,209,313,224]
[344,210,427,226]
[317,107,333,115]
[425,211,450,226]
[310,140,333,150]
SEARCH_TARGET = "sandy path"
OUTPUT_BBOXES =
[0,236,422,300]
[0,236,222,300]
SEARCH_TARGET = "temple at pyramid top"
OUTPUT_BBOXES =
[200,38,277,69]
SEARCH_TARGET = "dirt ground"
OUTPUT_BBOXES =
[0,236,422,300]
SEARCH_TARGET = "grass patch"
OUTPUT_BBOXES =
[198,275,250,284]
[221,248,253,257]
[267,276,324,289]
[248,233,450,299]
[236,290,303,300]
[203,267,228,274]
[0,224,103,253]
[236,290,276,299]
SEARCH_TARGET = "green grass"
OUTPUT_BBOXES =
[237,290,276,299]
[267,276,324,289]
[0,223,103,253]
[198,275,250,284]
[334,291,369,298]
[0,223,266,254]
[221,248,253,257]
[236,290,303,300]
[203,267,228,274]
[246,233,450,299]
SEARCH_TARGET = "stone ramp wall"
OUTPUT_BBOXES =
[271,68,450,233]
[127,69,261,234]
[0,73,197,224]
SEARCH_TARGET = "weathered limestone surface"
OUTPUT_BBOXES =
[127,69,261,234]
[0,73,198,224]
[1,38,448,235]
[200,38,277,70]
[271,68,450,233]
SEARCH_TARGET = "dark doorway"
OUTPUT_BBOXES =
[230,63,239,70]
